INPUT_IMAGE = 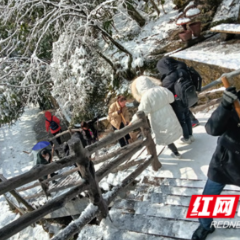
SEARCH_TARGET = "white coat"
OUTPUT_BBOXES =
[131,76,182,145]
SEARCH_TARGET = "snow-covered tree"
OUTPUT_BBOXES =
[0,0,169,124]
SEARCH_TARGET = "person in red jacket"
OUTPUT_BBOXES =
[45,111,62,145]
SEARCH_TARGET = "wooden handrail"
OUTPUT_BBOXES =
[221,75,240,118]
[86,119,143,155]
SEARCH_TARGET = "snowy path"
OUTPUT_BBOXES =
[0,107,50,240]
[0,107,40,177]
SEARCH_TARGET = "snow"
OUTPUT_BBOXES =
[176,17,191,25]
[212,0,240,24]
[211,23,240,32]
[0,107,51,240]
[184,1,195,12]
[109,1,180,65]
[170,35,240,70]
[185,8,200,17]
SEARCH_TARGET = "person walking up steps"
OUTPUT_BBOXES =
[45,111,62,145]
[130,75,183,159]
[156,57,201,144]
[191,87,240,240]
[108,95,131,147]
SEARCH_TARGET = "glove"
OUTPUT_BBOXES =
[222,86,238,109]
[117,109,122,115]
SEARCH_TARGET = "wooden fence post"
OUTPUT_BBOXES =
[68,133,108,219]
[136,111,162,171]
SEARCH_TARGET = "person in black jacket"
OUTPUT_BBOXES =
[157,57,194,144]
[81,117,98,146]
[191,86,240,240]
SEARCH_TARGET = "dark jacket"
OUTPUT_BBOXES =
[87,117,98,140]
[206,103,240,186]
[156,57,189,113]
[36,148,51,165]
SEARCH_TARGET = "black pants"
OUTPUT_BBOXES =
[53,130,62,145]
[168,143,178,154]
[176,109,192,139]
[112,122,131,147]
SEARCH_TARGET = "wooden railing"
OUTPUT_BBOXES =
[0,111,162,240]
[191,68,240,112]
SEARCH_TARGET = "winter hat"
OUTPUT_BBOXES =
[136,76,158,95]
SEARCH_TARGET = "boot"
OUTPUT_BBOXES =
[192,224,215,240]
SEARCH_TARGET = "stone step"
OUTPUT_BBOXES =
[107,209,197,239]
[124,183,240,203]
[142,177,240,192]
[78,223,182,240]
[107,209,239,240]
[112,199,240,222]
[152,185,239,196]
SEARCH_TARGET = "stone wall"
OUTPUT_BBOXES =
[174,58,240,90]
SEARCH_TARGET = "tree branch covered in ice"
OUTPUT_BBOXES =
[0,0,168,123]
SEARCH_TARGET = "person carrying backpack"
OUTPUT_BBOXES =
[130,75,182,159]
[45,111,62,145]
[156,57,202,144]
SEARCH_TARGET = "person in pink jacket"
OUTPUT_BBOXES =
[45,111,62,145]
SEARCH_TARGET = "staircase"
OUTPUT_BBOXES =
[78,177,240,240]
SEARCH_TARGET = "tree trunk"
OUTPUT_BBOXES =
[124,1,146,27]
[150,0,160,15]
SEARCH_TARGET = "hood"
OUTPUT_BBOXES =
[156,56,187,80]
[45,111,52,120]
[136,76,158,95]
[131,76,159,102]
[156,57,178,80]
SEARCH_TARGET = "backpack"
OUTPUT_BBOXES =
[187,66,202,92]
[46,116,59,131]
[174,70,198,108]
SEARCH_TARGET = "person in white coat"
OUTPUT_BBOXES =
[131,75,183,158]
